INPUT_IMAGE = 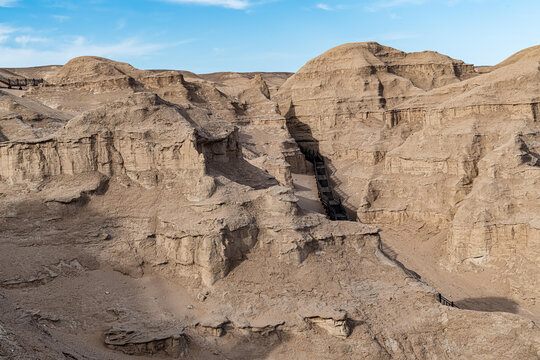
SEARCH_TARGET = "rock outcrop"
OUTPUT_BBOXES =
[0,90,70,141]
[104,327,187,357]
[276,42,540,305]
[0,93,237,187]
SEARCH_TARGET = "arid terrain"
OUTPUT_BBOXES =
[0,43,539,359]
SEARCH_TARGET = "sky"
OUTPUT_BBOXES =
[0,0,539,73]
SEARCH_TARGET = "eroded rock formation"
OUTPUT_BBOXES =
[276,42,540,305]
[0,48,538,359]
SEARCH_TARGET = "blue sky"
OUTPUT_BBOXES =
[0,0,539,73]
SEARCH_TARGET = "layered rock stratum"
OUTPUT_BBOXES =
[276,42,540,308]
[0,44,539,359]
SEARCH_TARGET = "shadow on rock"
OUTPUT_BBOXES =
[283,102,358,220]
[208,157,279,190]
[455,297,520,314]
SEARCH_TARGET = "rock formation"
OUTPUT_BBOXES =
[276,42,540,306]
[0,46,539,359]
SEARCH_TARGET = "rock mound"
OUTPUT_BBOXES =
[51,56,139,85]
[277,42,475,115]
[48,56,189,96]
[492,44,540,69]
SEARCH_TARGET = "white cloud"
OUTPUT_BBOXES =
[316,3,332,11]
[367,0,426,11]
[0,24,16,35]
[51,15,70,22]
[0,24,16,43]
[164,0,250,9]
[72,36,85,47]
[15,35,49,45]
[0,0,19,7]
[0,37,194,67]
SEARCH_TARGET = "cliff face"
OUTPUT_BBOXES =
[277,42,540,303]
[0,58,329,291]
[0,93,236,189]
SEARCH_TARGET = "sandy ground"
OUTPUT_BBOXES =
[380,225,540,323]
[0,87,25,96]
[293,167,539,324]
[292,170,325,216]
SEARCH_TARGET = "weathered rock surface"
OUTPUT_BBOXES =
[276,42,540,305]
[0,47,539,359]
[104,326,187,357]
[0,89,70,141]
[0,294,87,359]
[0,92,236,188]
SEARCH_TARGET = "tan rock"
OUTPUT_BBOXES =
[0,45,539,359]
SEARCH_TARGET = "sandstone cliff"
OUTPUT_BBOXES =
[276,42,540,306]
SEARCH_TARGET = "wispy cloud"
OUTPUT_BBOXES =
[377,31,419,40]
[15,35,49,45]
[51,14,70,22]
[316,3,333,11]
[0,23,52,46]
[366,0,426,11]
[315,3,346,11]
[0,0,19,7]
[0,36,195,67]
[163,0,251,9]
[0,24,16,35]
[0,23,16,43]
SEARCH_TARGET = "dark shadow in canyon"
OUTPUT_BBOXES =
[208,157,279,190]
[283,102,358,221]
[378,240,422,281]
[455,297,520,314]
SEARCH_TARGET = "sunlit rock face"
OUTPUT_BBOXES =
[276,42,540,302]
